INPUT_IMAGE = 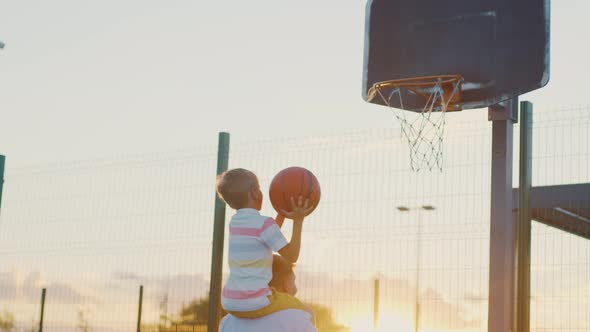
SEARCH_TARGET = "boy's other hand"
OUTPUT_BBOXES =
[280,196,314,222]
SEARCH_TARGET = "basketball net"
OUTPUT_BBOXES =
[367,76,463,171]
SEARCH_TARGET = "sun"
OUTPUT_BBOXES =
[349,312,456,332]
[349,313,413,332]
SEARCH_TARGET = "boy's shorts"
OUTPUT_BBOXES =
[227,287,307,319]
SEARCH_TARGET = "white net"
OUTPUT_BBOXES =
[368,77,462,171]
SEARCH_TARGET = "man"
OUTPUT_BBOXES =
[219,255,317,332]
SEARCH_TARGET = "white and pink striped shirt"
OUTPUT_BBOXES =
[222,208,288,312]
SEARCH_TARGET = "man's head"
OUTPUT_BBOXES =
[270,254,297,296]
[216,168,262,210]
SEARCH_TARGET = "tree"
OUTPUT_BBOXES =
[77,309,90,332]
[0,311,15,332]
[179,297,225,325]
[178,297,348,331]
[308,303,349,332]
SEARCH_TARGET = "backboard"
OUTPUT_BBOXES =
[362,0,550,112]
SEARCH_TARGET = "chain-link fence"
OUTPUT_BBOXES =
[0,106,588,332]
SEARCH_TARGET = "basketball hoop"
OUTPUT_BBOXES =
[367,75,463,171]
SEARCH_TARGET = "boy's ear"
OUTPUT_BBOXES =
[250,187,262,201]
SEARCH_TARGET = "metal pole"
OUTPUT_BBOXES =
[516,101,533,332]
[373,277,380,332]
[0,155,5,212]
[137,285,144,332]
[487,98,518,332]
[414,211,422,332]
[397,206,434,332]
[38,288,46,332]
[207,132,230,332]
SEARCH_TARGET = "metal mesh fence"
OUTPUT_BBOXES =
[229,122,492,332]
[0,106,588,332]
[0,147,218,331]
[526,106,590,332]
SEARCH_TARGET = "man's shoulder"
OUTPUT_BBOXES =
[219,309,315,332]
[269,308,313,320]
[222,308,312,322]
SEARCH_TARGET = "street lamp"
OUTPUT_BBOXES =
[397,205,435,212]
[396,205,436,332]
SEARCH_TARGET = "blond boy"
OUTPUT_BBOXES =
[216,168,313,318]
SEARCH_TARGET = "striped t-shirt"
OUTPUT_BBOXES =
[222,208,289,312]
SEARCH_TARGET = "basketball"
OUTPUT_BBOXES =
[269,167,321,216]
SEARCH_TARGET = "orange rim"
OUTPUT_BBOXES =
[371,75,463,89]
[369,75,463,110]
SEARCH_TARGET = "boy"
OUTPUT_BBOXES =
[216,168,313,318]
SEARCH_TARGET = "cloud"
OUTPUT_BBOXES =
[0,272,19,299]
[464,291,487,303]
[110,270,210,298]
[1,267,484,330]
[112,271,140,281]
[421,287,481,329]
[44,282,91,303]
[108,270,211,315]
[0,269,98,304]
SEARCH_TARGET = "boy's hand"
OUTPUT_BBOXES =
[280,196,314,222]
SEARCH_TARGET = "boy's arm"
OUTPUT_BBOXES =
[277,196,315,263]
[278,219,303,263]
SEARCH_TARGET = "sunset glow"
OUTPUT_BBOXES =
[349,312,413,332]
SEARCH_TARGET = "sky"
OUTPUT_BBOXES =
[0,0,589,166]
[1,1,590,331]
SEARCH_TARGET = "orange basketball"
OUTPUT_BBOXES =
[269,167,321,216]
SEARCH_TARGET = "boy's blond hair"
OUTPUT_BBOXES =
[216,168,259,209]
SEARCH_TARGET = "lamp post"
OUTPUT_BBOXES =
[397,205,436,332]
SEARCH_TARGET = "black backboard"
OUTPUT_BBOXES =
[363,0,550,111]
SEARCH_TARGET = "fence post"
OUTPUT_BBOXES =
[137,285,144,332]
[516,101,533,332]
[0,155,5,212]
[207,132,230,332]
[373,277,380,332]
[38,288,46,332]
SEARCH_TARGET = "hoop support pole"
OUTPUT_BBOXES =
[487,98,518,332]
